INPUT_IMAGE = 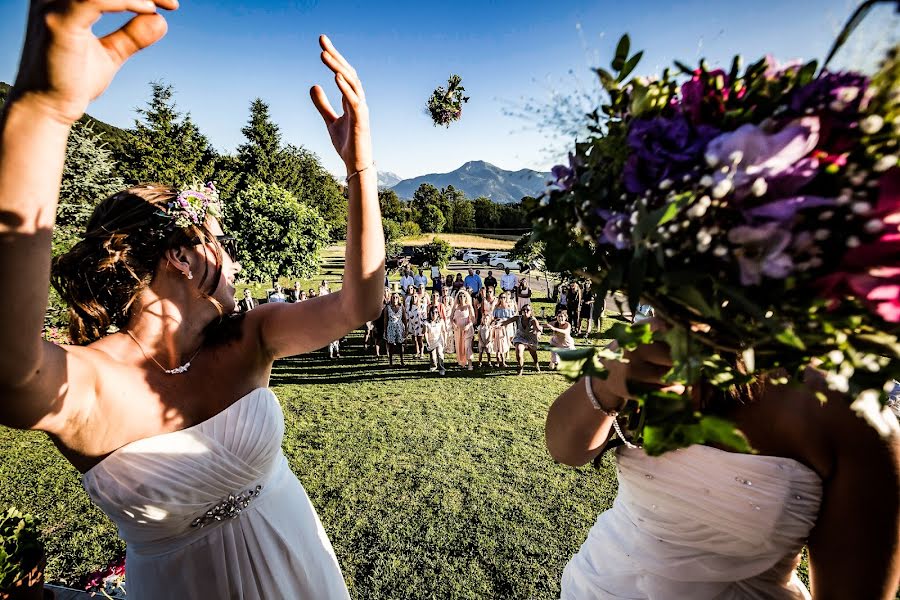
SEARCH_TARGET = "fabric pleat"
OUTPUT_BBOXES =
[82,388,349,599]
[561,444,822,599]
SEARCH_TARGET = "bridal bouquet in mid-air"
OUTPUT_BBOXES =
[532,2,900,455]
[427,75,469,127]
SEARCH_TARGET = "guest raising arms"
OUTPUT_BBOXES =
[0,3,383,596]
[499,304,541,376]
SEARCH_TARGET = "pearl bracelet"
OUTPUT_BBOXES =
[584,375,640,449]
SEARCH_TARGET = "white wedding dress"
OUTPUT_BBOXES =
[561,444,823,599]
[82,388,349,599]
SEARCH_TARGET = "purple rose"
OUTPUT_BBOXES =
[727,222,794,286]
[597,210,631,249]
[623,114,719,194]
[745,195,836,222]
[705,117,821,201]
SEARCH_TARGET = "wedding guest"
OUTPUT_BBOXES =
[328,338,341,359]
[452,273,465,294]
[289,281,304,303]
[0,9,380,597]
[492,292,516,368]
[555,281,569,315]
[237,289,257,313]
[464,268,483,296]
[451,291,476,370]
[414,268,428,288]
[269,285,287,303]
[308,287,317,299]
[404,284,417,311]
[565,282,582,335]
[583,283,604,337]
[372,290,390,357]
[516,278,533,311]
[424,306,446,376]
[442,290,456,354]
[477,313,496,368]
[500,267,518,293]
[445,273,455,292]
[399,267,414,291]
[499,304,541,376]
[407,296,425,358]
[484,270,498,293]
[433,269,444,294]
[545,310,575,370]
[319,280,331,296]
[299,290,309,302]
[384,292,406,366]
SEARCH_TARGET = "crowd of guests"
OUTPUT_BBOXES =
[366,266,606,376]
[234,266,608,374]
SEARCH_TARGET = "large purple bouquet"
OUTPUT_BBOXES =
[534,10,900,455]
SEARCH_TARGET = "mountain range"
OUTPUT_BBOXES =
[390,160,551,204]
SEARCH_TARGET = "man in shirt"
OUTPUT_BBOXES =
[414,269,428,288]
[500,268,518,293]
[464,268,483,296]
[484,270,497,292]
[399,267,414,291]
[237,289,256,313]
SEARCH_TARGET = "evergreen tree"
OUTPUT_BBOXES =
[378,188,406,222]
[55,120,125,255]
[473,196,500,231]
[276,145,347,240]
[237,99,282,186]
[121,83,215,186]
[420,205,445,233]
[225,182,328,285]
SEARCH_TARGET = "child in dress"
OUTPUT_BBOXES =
[545,310,575,369]
[477,313,496,368]
[407,297,425,358]
[384,292,406,366]
[424,306,446,376]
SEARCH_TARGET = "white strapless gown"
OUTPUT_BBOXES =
[82,388,349,599]
[562,445,823,599]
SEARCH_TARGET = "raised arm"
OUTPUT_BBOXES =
[0,0,175,429]
[255,35,385,359]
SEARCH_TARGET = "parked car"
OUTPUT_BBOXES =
[461,250,491,264]
[477,251,502,265]
[489,253,524,270]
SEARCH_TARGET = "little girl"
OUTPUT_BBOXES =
[384,292,406,366]
[545,310,575,369]
[477,313,496,368]
[407,297,425,358]
[424,305,447,376]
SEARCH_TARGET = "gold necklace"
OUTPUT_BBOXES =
[126,330,202,375]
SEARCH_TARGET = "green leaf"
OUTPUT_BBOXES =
[594,68,617,91]
[699,416,753,453]
[616,51,644,82]
[775,327,806,350]
[674,60,694,74]
[608,321,654,351]
[796,60,818,85]
[612,34,630,71]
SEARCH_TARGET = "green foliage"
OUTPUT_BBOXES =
[382,218,403,257]
[419,204,445,233]
[378,188,407,222]
[411,183,441,216]
[399,221,422,237]
[0,507,43,588]
[225,182,328,284]
[121,83,215,186]
[276,145,347,240]
[473,196,500,230]
[236,99,283,186]
[419,237,453,267]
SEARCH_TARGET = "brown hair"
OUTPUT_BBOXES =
[51,184,226,345]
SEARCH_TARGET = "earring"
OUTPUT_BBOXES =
[184,270,194,280]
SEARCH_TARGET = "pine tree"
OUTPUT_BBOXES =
[237,99,282,186]
[121,82,215,187]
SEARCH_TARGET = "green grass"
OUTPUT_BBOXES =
[0,303,624,598]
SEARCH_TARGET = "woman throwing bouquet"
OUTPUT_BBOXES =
[0,2,383,598]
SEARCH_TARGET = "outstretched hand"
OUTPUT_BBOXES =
[13,0,178,124]
[310,35,373,173]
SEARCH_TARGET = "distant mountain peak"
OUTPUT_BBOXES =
[391,161,550,204]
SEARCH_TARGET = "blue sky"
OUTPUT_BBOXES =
[1,0,894,179]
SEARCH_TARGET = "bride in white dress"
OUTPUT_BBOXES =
[0,2,382,598]
[546,324,900,599]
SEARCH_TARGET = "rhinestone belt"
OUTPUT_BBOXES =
[190,485,263,528]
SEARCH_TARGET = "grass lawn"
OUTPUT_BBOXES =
[399,234,517,249]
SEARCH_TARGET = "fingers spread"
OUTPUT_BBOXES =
[319,34,352,71]
[99,13,168,65]
[309,85,338,124]
[334,73,360,108]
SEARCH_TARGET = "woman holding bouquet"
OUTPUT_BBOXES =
[0,2,383,598]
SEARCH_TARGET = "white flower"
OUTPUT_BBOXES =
[712,178,733,199]
[860,115,884,135]
[705,152,720,167]
[852,390,900,438]
[699,175,714,188]
[750,178,768,197]
[728,150,744,164]
[658,179,673,191]
[874,155,898,172]
[827,350,844,365]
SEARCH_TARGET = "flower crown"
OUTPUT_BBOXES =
[157,182,222,230]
